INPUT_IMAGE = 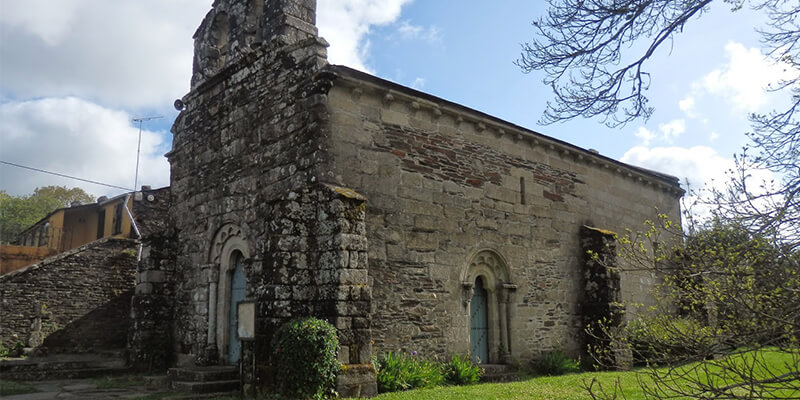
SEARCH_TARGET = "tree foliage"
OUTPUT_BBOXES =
[521,1,800,396]
[587,216,800,399]
[0,186,94,243]
[519,0,800,247]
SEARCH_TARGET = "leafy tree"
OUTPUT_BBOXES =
[518,0,799,247]
[0,186,94,243]
[586,216,800,398]
[520,6,800,394]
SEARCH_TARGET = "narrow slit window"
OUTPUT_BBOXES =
[520,177,526,205]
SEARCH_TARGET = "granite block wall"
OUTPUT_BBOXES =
[324,68,682,363]
[0,238,138,353]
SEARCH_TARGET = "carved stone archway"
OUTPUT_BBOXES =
[461,249,517,363]
[207,223,251,365]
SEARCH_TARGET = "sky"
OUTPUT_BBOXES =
[0,0,791,208]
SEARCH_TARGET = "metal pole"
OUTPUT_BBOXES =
[131,116,163,191]
[134,120,143,190]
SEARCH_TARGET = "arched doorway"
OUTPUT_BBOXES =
[470,276,489,363]
[227,251,246,364]
[208,224,250,365]
[462,249,517,364]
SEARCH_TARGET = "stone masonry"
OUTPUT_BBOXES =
[0,238,139,354]
[324,67,682,363]
[166,0,375,395]
[131,0,684,397]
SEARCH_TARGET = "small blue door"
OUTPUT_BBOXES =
[228,254,246,364]
[470,277,489,363]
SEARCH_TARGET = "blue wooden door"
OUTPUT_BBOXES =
[470,277,489,363]
[228,254,246,364]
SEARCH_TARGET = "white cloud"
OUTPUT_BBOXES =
[699,42,798,111]
[317,0,414,71]
[622,145,733,222]
[709,131,720,141]
[396,20,441,43]
[634,127,656,146]
[0,0,88,45]
[633,119,685,145]
[678,96,696,117]
[0,2,416,196]
[411,77,426,90]
[621,145,731,191]
[0,1,414,107]
[0,0,209,109]
[0,98,170,197]
[620,145,776,222]
[658,119,685,142]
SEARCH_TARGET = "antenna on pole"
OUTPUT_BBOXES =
[132,116,163,191]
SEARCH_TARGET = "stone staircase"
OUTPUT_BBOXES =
[0,350,129,381]
[167,365,240,396]
[481,364,520,382]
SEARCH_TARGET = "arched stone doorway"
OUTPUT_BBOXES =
[208,224,251,365]
[462,249,517,364]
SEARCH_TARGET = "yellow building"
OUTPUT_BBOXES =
[2,193,137,273]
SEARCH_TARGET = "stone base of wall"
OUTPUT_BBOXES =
[337,364,378,398]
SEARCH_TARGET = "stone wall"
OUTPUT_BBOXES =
[128,187,175,371]
[324,66,682,363]
[168,31,331,363]
[0,238,138,353]
[168,1,374,394]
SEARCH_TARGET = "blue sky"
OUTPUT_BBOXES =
[0,0,789,204]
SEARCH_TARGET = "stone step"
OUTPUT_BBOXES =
[143,374,169,389]
[163,391,242,400]
[0,366,130,381]
[171,379,240,394]
[167,366,238,382]
[0,352,129,381]
[480,364,520,383]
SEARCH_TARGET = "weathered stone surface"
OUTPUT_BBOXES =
[131,0,683,397]
[326,68,682,363]
[0,238,138,353]
[337,364,378,398]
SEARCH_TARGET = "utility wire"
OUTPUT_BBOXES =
[0,160,134,191]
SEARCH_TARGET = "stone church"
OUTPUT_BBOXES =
[128,0,683,396]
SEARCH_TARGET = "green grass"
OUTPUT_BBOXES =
[0,380,38,396]
[361,348,798,400]
[362,371,647,400]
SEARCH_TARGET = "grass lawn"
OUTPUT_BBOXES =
[364,348,799,400]
[364,370,649,400]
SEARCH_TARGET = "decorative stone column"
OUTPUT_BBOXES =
[501,283,517,362]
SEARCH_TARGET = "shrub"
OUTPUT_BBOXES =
[271,317,340,400]
[375,351,444,392]
[0,337,25,358]
[625,315,716,364]
[443,353,483,385]
[533,350,580,376]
